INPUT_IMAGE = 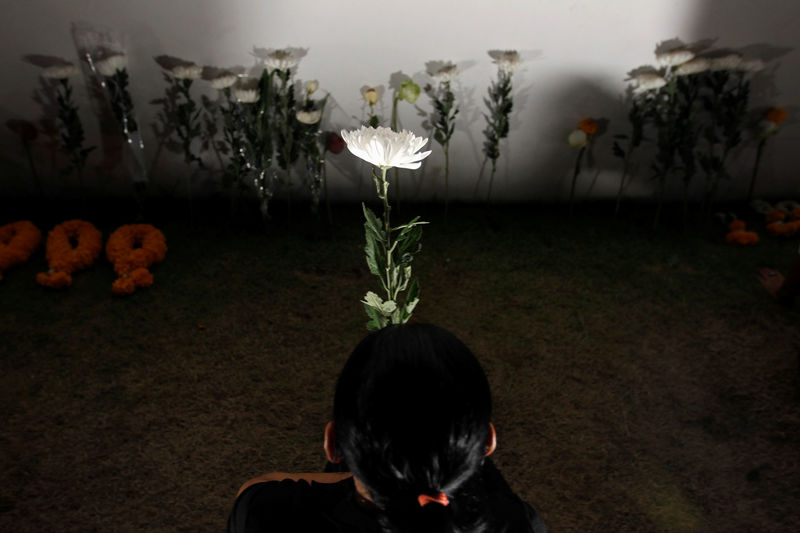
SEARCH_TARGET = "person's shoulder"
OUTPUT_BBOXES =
[227,478,349,533]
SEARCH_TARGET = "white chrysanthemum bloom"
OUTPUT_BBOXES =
[364,88,379,105]
[234,87,259,103]
[210,73,238,90]
[431,63,458,83]
[305,80,318,95]
[709,54,742,71]
[737,57,764,72]
[656,48,695,67]
[567,129,587,149]
[41,63,79,80]
[296,109,322,124]
[95,54,128,77]
[265,49,299,71]
[171,63,202,80]
[750,199,774,215]
[632,72,667,94]
[675,57,710,76]
[340,126,432,170]
[492,50,521,74]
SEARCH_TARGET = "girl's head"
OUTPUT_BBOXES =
[330,323,495,533]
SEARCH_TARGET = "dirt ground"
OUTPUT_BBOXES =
[1,199,799,532]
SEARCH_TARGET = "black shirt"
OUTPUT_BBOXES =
[227,461,547,533]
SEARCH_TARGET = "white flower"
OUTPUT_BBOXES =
[709,54,742,71]
[95,54,128,77]
[675,57,710,76]
[264,49,299,71]
[776,200,800,213]
[737,57,764,72]
[296,109,322,124]
[431,63,458,83]
[40,63,79,80]
[491,50,521,74]
[567,129,587,148]
[234,87,259,103]
[305,80,318,94]
[632,72,667,94]
[340,126,432,170]
[210,73,238,90]
[750,199,774,215]
[171,63,202,80]
[656,48,695,67]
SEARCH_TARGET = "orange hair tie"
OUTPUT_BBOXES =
[417,492,449,507]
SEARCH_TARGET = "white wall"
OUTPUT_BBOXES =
[1,0,798,202]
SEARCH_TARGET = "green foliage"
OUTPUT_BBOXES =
[105,69,138,135]
[482,70,513,163]
[361,169,427,330]
[54,79,95,177]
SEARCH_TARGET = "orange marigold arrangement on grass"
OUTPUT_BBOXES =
[0,220,41,281]
[725,219,759,246]
[36,220,102,289]
[106,224,166,295]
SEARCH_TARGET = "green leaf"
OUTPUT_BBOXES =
[362,203,383,239]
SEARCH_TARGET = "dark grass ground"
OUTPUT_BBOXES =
[1,196,799,532]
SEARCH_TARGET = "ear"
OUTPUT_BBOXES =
[324,421,343,464]
[485,422,497,457]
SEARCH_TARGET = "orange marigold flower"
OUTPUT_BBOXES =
[0,220,41,279]
[791,207,800,221]
[106,224,166,295]
[577,118,598,135]
[765,107,787,125]
[765,210,786,223]
[37,220,102,289]
[728,220,746,232]
[766,221,786,236]
[725,230,759,245]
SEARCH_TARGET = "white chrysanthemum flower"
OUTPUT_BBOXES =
[736,57,764,72]
[40,63,79,80]
[567,129,587,148]
[95,54,128,77]
[656,48,695,67]
[709,54,742,71]
[210,73,238,90]
[632,72,667,94]
[264,49,299,71]
[491,50,521,74]
[675,57,710,76]
[750,199,774,215]
[171,63,202,80]
[431,63,458,83]
[340,126,432,170]
[234,87,259,103]
[305,80,318,94]
[296,109,322,124]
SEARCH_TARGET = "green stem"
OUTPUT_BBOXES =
[486,158,497,204]
[379,167,393,302]
[444,142,450,224]
[392,96,400,203]
[747,139,766,203]
[570,146,585,216]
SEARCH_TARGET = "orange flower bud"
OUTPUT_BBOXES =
[765,107,787,125]
[578,118,598,135]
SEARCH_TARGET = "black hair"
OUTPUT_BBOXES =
[333,323,494,533]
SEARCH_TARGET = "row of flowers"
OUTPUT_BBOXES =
[724,200,800,245]
[20,40,788,225]
[0,220,165,295]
